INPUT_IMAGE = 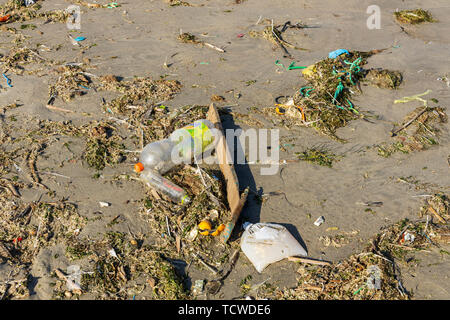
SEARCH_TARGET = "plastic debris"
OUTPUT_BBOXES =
[314,216,325,226]
[275,60,306,71]
[135,119,216,205]
[99,201,110,207]
[401,232,416,244]
[66,265,82,291]
[366,265,381,290]
[187,227,198,241]
[192,279,205,295]
[302,64,316,77]
[240,222,307,273]
[74,37,86,42]
[0,15,11,23]
[24,0,35,6]
[2,73,12,88]
[328,49,349,59]
[108,248,119,259]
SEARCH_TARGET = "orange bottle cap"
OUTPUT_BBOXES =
[134,162,144,173]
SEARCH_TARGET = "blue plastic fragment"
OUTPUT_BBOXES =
[328,49,349,59]
[74,36,86,42]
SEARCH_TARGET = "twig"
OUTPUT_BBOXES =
[192,253,219,275]
[391,107,428,137]
[288,256,332,266]
[46,104,74,113]
[428,206,446,223]
[204,42,225,53]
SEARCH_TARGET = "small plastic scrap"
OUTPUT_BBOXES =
[314,216,325,226]
[74,36,86,42]
[328,49,349,59]
[366,265,381,290]
[192,279,205,295]
[0,15,11,23]
[401,231,415,244]
[99,201,111,207]
[66,265,82,291]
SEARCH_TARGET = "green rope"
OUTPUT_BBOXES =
[343,57,362,85]
[275,60,307,71]
[300,86,314,97]
[333,81,344,104]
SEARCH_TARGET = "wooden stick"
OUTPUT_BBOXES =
[288,256,332,266]
[391,107,428,137]
[46,104,74,113]
[204,42,225,53]
[428,206,446,223]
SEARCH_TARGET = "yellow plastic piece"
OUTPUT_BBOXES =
[198,220,212,235]
[302,64,316,77]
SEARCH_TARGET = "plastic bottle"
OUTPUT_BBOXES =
[135,119,216,205]
[140,169,191,205]
[240,222,308,273]
[138,119,215,174]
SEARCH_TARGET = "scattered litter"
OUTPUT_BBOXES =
[400,232,416,244]
[108,248,119,259]
[366,265,381,290]
[187,227,198,241]
[262,50,398,141]
[192,279,205,295]
[74,36,86,42]
[240,222,307,273]
[66,265,82,291]
[2,74,12,88]
[99,201,111,207]
[135,119,216,205]
[68,35,80,46]
[328,49,349,59]
[0,15,11,23]
[275,60,306,71]
[314,216,325,226]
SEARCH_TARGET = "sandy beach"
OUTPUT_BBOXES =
[0,0,449,300]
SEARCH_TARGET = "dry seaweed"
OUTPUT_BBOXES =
[0,46,46,75]
[84,136,124,171]
[0,1,70,24]
[377,106,447,157]
[27,120,125,171]
[0,198,86,270]
[394,9,436,24]
[48,65,91,102]
[248,21,306,57]
[295,148,339,168]
[262,51,403,141]
[167,0,191,7]
[60,231,188,300]
[98,76,182,115]
[177,32,201,44]
[266,215,449,300]
[364,69,403,89]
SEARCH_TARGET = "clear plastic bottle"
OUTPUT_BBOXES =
[135,119,216,205]
[139,119,215,174]
[140,169,191,205]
